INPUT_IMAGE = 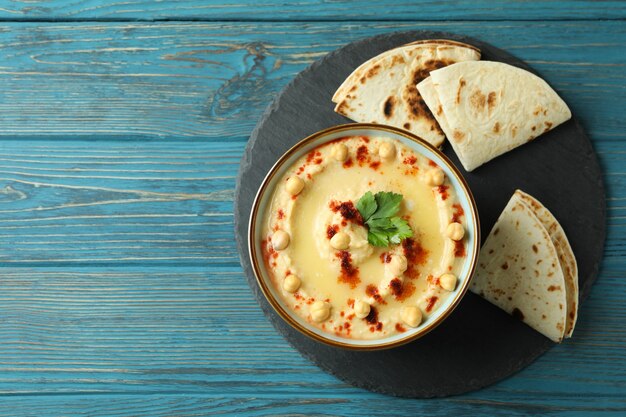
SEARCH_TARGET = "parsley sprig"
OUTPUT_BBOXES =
[356,191,413,247]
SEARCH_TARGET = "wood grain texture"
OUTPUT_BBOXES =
[0,141,240,265]
[0,17,623,416]
[0,21,622,141]
[0,264,624,414]
[0,0,624,20]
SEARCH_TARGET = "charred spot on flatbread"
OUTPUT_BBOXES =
[456,78,466,104]
[336,100,350,115]
[403,122,411,129]
[469,89,487,112]
[544,121,553,133]
[359,64,381,84]
[383,96,395,118]
[512,308,525,321]
[404,59,453,130]
[487,91,497,111]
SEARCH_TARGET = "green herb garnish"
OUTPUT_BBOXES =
[356,191,413,247]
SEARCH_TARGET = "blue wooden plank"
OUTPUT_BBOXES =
[0,22,621,140]
[0,139,623,267]
[0,263,623,414]
[0,0,624,21]
[0,17,623,416]
[0,140,242,266]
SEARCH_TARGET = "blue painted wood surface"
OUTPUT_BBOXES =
[0,1,624,415]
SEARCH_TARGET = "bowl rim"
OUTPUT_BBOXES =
[248,123,480,350]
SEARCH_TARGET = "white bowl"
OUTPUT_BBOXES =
[248,123,480,350]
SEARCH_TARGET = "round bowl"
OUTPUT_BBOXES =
[248,123,480,350]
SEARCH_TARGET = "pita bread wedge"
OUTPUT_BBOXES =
[417,77,451,134]
[417,61,571,171]
[332,40,480,103]
[470,191,572,342]
[515,190,578,337]
[333,40,480,147]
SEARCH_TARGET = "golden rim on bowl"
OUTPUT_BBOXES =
[248,123,480,350]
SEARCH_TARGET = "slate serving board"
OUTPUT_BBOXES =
[234,31,606,398]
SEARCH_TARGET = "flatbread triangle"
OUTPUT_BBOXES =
[417,61,571,171]
[333,40,480,147]
[470,190,577,342]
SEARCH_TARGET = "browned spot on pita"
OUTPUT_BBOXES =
[404,59,453,134]
[559,304,563,310]
[336,101,349,115]
[452,130,465,142]
[501,262,509,270]
[391,55,405,65]
[349,85,356,93]
[548,285,561,292]
[556,322,564,331]
[511,125,518,137]
[533,106,544,116]
[542,314,546,319]
[494,227,500,236]
[366,64,381,80]
[436,105,443,116]
[492,288,506,297]
[403,123,411,129]
[469,90,486,111]
[512,308,524,321]
[532,244,538,253]
[456,78,466,104]
[531,125,536,131]
[544,121,553,133]
[383,96,395,118]
[493,122,500,133]
[487,91,497,111]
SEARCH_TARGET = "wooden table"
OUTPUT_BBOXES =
[0,1,624,415]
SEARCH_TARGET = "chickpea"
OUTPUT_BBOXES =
[271,230,290,251]
[285,176,305,195]
[426,168,445,186]
[388,254,408,276]
[331,143,349,162]
[353,300,371,319]
[330,231,350,250]
[379,142,396,159]
[283,275,301,293]
[446,222,465,241]
[310,301,331,323]
[401,306,423,328]
[439,273,457,292]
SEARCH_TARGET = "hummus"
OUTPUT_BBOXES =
[261,135,467,340]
